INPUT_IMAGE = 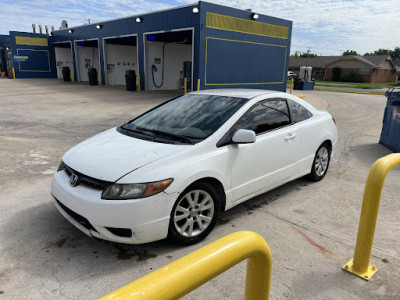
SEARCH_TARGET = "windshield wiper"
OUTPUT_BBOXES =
[120,124,154,135]
[136,126,194,144]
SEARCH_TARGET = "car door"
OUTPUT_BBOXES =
[228,98,298,203]
[286,99,319,175]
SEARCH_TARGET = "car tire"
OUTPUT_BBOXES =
[309,142,331,182]
[168,182,221,245]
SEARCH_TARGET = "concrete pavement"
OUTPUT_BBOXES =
[0,78,399,299]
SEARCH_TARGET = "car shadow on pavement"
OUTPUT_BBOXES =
[217,176,311,226]
[2,199,199,283]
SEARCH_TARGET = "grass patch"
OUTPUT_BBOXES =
[315,80,398,89]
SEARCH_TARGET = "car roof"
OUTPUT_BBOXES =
[192,89,281,99]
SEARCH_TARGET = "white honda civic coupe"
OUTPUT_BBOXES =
[51,89,337,245]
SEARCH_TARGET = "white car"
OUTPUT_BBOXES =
[287,71,297,78]
[51,89,337,245]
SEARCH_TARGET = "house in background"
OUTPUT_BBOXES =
[289,56,337,80]
[289,55,397,83]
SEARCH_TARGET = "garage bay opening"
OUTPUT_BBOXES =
[103,35,138,88]
[145,29,193,91]
[74,39,100,84]
[54,42,73,81]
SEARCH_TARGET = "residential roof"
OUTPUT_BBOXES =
[362,55,391,67]
[289,56,338,68]
[393,58,400,68]
[290,55,393,69]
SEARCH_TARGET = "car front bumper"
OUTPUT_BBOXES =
[51,169,177,244]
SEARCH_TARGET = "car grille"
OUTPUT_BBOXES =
[63,164,110,190]
[56,199,98,233]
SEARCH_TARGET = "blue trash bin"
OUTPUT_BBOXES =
[379,88,400,152]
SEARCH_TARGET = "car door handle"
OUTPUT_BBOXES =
[284,133,296,141]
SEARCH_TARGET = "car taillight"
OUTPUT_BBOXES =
[332,117,336,125]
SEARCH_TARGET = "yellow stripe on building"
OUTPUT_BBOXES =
[206,12,289,39]
[15,36,48,47]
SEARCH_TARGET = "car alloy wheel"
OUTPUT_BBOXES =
[310,142,331,181]
[168,182,220,244]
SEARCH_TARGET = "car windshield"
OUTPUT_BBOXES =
[121,93,248,143]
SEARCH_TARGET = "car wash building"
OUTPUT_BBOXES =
[3,1,292,91]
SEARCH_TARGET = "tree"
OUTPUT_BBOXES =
[364,47,400,59]
[290,51,317,58]
[342,50,359,56]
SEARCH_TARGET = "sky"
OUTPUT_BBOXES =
[1,0,399,55]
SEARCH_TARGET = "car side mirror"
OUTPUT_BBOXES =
[232,129,256,144]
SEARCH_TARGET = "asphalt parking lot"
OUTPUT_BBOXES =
[0,78,399,299]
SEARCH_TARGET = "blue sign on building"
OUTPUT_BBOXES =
[13,55,29,62]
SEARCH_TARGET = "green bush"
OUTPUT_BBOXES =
[332,67,341,81]
[341,71,363,83]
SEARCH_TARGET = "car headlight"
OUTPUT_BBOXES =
[101,178,173,200]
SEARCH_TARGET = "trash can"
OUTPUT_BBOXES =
[88,68,98,86]
[125,70,136,91]
[293,78,302,90]
[379,88,400,152]
[62,66,71,82]
[293,78,314,90]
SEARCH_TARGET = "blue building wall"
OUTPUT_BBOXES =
[51,5,199,89]
[9,31,57,78]
[198,2,292,91]
[6,1,291,91]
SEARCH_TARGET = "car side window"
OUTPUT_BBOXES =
[289,100,313,123]
[235,99,290,135]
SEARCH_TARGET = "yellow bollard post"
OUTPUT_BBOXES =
[98,72,101,86]
[184,77,187,94]
[290,78,293,94]
[343,153,400,280]
[197,78,200,91]
[100,231,272,300]
[71,70,74,82]
[137,74,141,92]
[12,67,16,79]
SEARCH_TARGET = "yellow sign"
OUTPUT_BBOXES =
[15,36,48,47]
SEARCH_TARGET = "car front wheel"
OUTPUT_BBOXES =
[168,182,220,245]
[310,142,331,181]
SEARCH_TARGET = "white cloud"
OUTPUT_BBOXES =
[1,0,399,55]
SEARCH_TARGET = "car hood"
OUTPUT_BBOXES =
[62,128,189,182]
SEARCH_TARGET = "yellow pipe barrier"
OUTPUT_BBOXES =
[197,78,200,91]
[290,78,293,94]
[184,77,188,94]
[71,70,74,82]
[12,67,16,79]
[137,74,141,92]
[343,153,400,280]
[100,231,272,300]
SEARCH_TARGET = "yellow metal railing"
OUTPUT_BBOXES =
[290,78,293,94]
[184,77,188,94]
[100,231,272,300]
[343,153,400,280]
